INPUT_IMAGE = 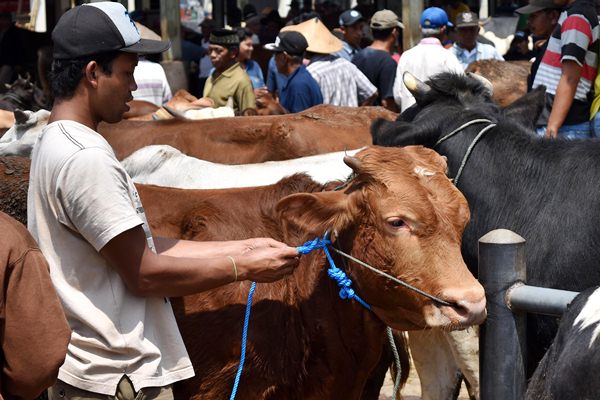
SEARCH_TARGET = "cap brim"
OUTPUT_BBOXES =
[342,16,364,26]
[456,22,479,28]
[515,4,546,14]
[447,21,454,28]
[122,38,171,55]
[264,42,283,52]
[397,21,405,29]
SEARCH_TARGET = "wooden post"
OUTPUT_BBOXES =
[402,0,423,51]
[160,0,182,61]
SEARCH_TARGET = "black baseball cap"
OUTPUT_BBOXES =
[264,31,308,56]
[52,2,170,60]
[515,0,562,14]
[338,10,364,27]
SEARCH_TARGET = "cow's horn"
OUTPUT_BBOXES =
[343,155,362,172]
[467,72,494,96]
[403,71,431,99]
[13,109,29,125]
[162,105,188,119]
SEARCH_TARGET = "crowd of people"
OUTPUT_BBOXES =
[3,0,600,399]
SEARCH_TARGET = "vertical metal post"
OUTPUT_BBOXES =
[160,0,182,61]
[478,229,527,400]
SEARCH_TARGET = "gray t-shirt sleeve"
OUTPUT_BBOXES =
[55,147,144,251]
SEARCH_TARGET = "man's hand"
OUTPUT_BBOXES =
[239,237,288,253]
[235,245,300,283]
[545,126,558,139]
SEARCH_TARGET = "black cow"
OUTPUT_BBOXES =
[371,71,600,378]
[526,286,600,400]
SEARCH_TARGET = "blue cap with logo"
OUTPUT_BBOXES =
[339,9,364,27]
[420,7,453,29]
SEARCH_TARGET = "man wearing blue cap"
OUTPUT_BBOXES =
[335,9,365,60]
[392,7,463,112]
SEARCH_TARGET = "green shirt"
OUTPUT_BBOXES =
[203,62,256,113]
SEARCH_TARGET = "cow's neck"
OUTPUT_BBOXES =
[442,119,567,269]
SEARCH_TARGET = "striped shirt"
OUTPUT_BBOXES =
[533,0,599,124]
[132,60,173,107]
[307,54,377,107]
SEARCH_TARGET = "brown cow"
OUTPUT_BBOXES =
[466,59,530,107]
[139,145,486,399]
[0,154,407,399]
[99,105,396,162]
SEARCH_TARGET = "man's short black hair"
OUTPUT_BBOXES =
[50,51,120,101]
[236,27,253,41]
[372,27,394,41]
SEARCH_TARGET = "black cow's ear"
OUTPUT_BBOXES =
[371,118,398,145]
[503,86,546,130]
[371,119,426,147]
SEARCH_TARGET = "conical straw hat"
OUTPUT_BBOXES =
[135,22,162,41]
[281,18,342,54]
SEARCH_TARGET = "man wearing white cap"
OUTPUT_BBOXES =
[393,7,463,112]
[29,3,300,399]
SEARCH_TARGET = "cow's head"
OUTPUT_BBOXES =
[0,108,50,144]
[371,72,545,148]
[276,146,486,330]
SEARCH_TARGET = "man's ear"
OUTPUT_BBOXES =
[276,190,358,238]
[84,61,100,88]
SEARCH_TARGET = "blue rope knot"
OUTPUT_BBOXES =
[297,232,371,310]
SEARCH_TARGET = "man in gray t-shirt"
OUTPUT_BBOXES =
[29,3,299,399]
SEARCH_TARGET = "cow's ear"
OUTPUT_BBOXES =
[277,191,356,238]
[503,85,546,130]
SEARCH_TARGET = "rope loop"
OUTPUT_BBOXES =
[297,232,371,310]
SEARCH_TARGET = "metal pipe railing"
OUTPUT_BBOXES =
[478,229,580,400]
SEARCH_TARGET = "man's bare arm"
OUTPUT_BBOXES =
[546,60,582,138]
[100,226,300,298]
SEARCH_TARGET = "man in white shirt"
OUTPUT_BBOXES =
[29,3,299,399]
[393,7,463,112]
[450,11,504,69]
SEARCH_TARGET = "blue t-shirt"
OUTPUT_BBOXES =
[266,56,288,96]
[244,59,266,89]
[280,65,323,113]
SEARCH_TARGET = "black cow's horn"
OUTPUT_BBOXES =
[344,155,362,172]
[403,71,431,101]
[467,72,494,96]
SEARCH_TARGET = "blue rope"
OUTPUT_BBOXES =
[229,233,370,399]
[229,281,257,400]
[297,233,371,310]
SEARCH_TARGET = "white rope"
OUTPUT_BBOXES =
[433,119,496,187]
[386,327,402,400]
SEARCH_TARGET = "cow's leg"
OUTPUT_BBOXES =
[408,329,461,400]
[445,328,480,400]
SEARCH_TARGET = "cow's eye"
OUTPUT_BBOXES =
[387,218,407,229]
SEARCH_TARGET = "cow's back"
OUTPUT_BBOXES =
[100,105,395,163]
